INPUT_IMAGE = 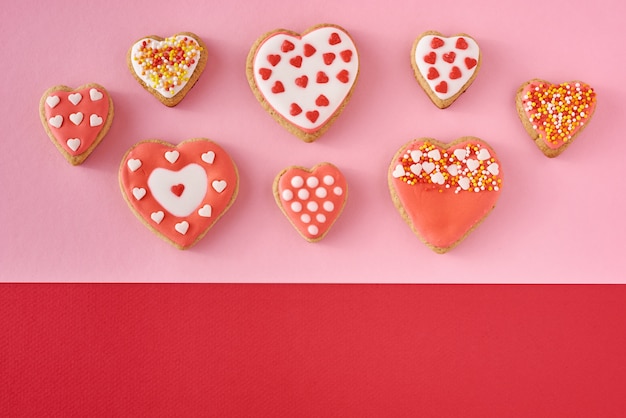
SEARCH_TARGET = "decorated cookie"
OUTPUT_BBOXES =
[273,163,347,242]
[128,32,207,107]
[388,137,502,253]
[119,138,238,249]
[411,31,481,109]
[39,84,114,165]
[246,24,360,142]
[515,80,597,157]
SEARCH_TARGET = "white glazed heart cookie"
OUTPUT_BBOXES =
[246,24,360,142]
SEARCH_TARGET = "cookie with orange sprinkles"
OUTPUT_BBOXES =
[515,79,597,157]
[128,32,207,107]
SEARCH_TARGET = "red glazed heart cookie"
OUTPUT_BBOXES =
[388,137,503,253]
[246,24,360,142]
[39,83,113,165]
[516,79,597,157]
[273,163,347,242]
[119,138,238,249]
[411,31,481,109]
[128,32,207,107]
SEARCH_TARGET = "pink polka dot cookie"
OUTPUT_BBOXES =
[389,137,503,253]
[39,83,114,165]
[411,31,481,109]
[273,163,348,242]
[128,32,207,107]
[516,79,597,157]
[119,138,238,250]
[246,24,360,142]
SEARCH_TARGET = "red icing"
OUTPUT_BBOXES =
[323,52,336,65]
[306,111,319,123]
[281,40,295,52]
[427,67,439,80]
[289,56,302,68]
[435,81,448,94]
[340,50,352,63]
[316,71,329,83]
[456,38,468,50]
[449,66,462,80]
[465,57,477,70]
[271,81,285,93]
[290,103,302,116]
[315,95,329,106]
[259,68,272,80]
[295,75,308,88]
[431,37,444,49]
[424,52,436,64]
[443,52,456,63]
[267,54,281,66]
[336,70,349,83]
[171,184,185,197]
[329,33,342,45]
[303,43,316,57]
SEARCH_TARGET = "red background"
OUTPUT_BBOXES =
[2,285,625,417]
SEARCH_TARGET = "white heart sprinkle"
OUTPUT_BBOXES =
[477,148,491,161]
[466,158,480,171]
[127,159,142,172]
[46,96,60,108]
[430,172,445,184]
[453,149,467,161]
[198,204,212,217]
[212,180,227,193]
[392,164,406,178]
[487,163,500,175]
[132,187,146,200]
[164,150,179,164]
[447,164,459,176]
[175,221,189,235]
[68,93,82,105]
[48,115,63,128]
[427,149,441,161]
[66,138,80,151]
[410,163,422,175]
[151,211,164,224]
[410,150,422,162]
[69,112,83,125]
[422,162,435,174]
[89,114,103,127]
[201,151,215,164]
[458,177,470,190]
[89,88,103,101]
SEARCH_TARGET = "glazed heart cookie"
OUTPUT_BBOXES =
[246,24,360,142]
[128,32,207,107]
[389,137,503,253]
[516,80,597,157]
[39,83,113,165]
[273,163,347,242]
[119,138,238,249]
[411,31,481,109]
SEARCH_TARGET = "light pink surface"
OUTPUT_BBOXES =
[1,0,624,282]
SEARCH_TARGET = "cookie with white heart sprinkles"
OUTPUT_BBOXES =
[39,83,114,165]
[411,31,481,109]
[516,79,597,157]
[389,137,503,253]
[119,138,238,250]
[273,163,348,242]
[128,32,207,107]
[246,24,360,142]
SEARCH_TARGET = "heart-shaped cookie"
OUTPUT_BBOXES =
[128,32,207,107]
[119,138,238,249]
[411,31,481,109]
[39,83,113,165]
[246,24,360,142]
[273,163,347,242]
[388,137,503,253]
[516,79,597,157]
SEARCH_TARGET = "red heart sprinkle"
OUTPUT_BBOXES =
[304,43,316,57]
[323,53,336,65]
[443,52,456,63]
[465,57,477,69]
[289,56,302,68]
[267,54,281,66]
[295,75,308,88]
[427,67,439,80]
[171,184,185,197]
[259,68,272,80]
[271,81,285,94]
[316,71,329,83]
[306,111,320,123]
[281,40,295,52]
[424,52,436,64]
[431,37,444,49]
[290,103,302,116]
[449,66,462,79]
[316,95,329,106]
[435,81,448,94]
[329,33,342,45]
[336,70,349,83]
[456,38,468,50]
[340,50,352,63]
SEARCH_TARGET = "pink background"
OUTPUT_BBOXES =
[1,0,624,282]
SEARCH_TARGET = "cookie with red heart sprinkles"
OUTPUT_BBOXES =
[246,24,360,142]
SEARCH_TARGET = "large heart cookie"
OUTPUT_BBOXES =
[273,163,347,242]
[128,32,207,107]
[411,31,481,109]
[246,24,360,142]
[516,79,597,157]
[388,137,503,253]
[39,83,113,165]
[119,138,238,249]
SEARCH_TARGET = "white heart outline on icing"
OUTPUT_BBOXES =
[147,163,208,217]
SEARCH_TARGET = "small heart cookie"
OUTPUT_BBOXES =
[128,32,207,107]
[389,137,503,253]
[411,31,481,109]
[39,83,114,165]
[119,138,238,249]
[246,24,360,142]
[516,79,597,157]
[273,163,347,242]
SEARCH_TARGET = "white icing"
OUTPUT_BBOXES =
[212,180,227,193]
[487,163,499,175]
[427,149,441,160]
[306,201,318,212]
[323,175,335,186]
[282,189,294,201]
[253,27,359,131]
[392,164,406,178]
[133,187,147,200]
[316,214,326,223]
[306,176,319,188]
[431,172,445,184]
[46,96,60,108]
[323,201,334,212]
[333,186,343,196]
[198,204,212,217]
[410,150,422,161]
[477,148,491,160]
[48,115,63,128]
[454,149,467,160]
[89,88,103,101]
[68,93,82,105]
[165,150,180,164]
[307,225,319,236]
[175,221,189,235]
[127,159,142,172]
[466,159,479,171]
[458,177,470,190]
[315,187,327,198]
[89,114,103,127]
[297,188,309,200]
[147,163,207,217]
[414,35,480,100]
[422,162,435,174]
[69,112,83,125]
[151,211,164,224]
[66,138,80,151]
[290,175,304,188]
[301,214,311,223]
[291,201,302,212]
[410,163,422,175]
[201,151,215,164]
